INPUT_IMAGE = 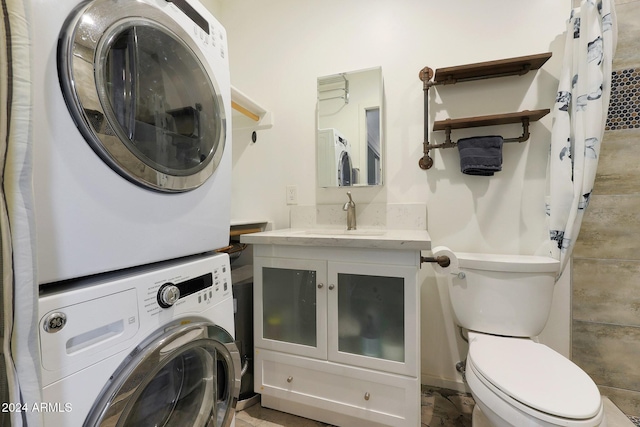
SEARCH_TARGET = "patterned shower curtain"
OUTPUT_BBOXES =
[1,0,42,426]
[548,0,617,276]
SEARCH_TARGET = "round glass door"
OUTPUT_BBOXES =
[84,322,240,427]
[338,151,352,186]
[59,0,226,192]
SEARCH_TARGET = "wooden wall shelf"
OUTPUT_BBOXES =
[433,109,550,131]
[433,52,552,85]
[418,52,553,170]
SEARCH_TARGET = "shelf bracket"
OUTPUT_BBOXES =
[418,66,435,170]
[503,118,530,143]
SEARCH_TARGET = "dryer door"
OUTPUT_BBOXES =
[59,0,226,192]
[84,321,241,427]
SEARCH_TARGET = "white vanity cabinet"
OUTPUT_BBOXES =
[242,229,430,427]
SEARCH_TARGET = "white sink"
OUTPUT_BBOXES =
[304,229,386,236]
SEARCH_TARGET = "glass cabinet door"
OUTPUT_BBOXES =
[335,273,404,361]
[254,257,327,359]
[327,262,418,376]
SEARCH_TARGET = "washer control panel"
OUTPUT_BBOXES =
[148,255,231,314]
[156,271,213,309]
[38,253,232,386]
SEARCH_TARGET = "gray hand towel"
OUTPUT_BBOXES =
[457,135,503,176]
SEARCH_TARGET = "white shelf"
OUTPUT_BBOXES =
[230,85,274,130]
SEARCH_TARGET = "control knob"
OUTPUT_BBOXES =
[157,283,180,308]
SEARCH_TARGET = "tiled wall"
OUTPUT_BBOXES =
[572,0,640,417]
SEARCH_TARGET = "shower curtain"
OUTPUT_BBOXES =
[548,0,617,276]
[1,0,42,426]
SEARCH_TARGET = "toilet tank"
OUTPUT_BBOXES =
[448,253,559,338]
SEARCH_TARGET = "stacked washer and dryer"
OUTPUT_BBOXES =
[317,128,353,187]
[32,0,240,425]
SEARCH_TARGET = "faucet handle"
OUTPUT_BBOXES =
[346,191,354,204]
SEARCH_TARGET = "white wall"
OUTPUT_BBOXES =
[215,0,570,390]
[200,0,221,17]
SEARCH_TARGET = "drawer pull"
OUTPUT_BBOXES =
[329,284,335,290]
[317,283,324,289]
[364,392,370,401]
[287,376,293,383]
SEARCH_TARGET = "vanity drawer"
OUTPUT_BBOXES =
[255,348,419,426]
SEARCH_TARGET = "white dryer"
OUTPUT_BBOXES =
[38,252,240,427]
[317,128,353,187]
[32,0,232,284]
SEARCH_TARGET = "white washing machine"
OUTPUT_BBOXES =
[317,128,353,187]
[39,252,240,427]
[32,0,232,284]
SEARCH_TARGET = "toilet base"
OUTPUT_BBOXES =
[472,405,496,427]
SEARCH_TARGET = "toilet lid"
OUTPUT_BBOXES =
[468,334,601,419]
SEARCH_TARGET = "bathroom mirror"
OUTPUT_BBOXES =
[317,67,383,187]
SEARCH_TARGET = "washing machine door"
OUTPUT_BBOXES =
[84,321,241,427]
[337,151,353,186]
[59,0,226,192]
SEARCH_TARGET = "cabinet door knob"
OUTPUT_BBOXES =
[317,283,324,289]
[287,376,293,383]
[364,392,370,401]
[328,284,335,290]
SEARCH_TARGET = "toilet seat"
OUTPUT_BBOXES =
[468,333,602,421]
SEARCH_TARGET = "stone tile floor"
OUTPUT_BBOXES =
[235,386,474,427]
[236,386,640,427]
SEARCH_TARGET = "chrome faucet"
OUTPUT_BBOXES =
[343,191,356,230]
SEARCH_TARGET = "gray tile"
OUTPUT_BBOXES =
[573,258,640,327]
[421,386,473,427]
[593,129,640,195]
[603,397,637,426]
[235,418,256,427]
[573,194,640,260]
[601,386,640,419]
[572,321,640,392]
[238,385,640,426]
[236,404,333,427]
[612,2,640,70]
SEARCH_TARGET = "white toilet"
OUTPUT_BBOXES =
[447,252,605,427]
